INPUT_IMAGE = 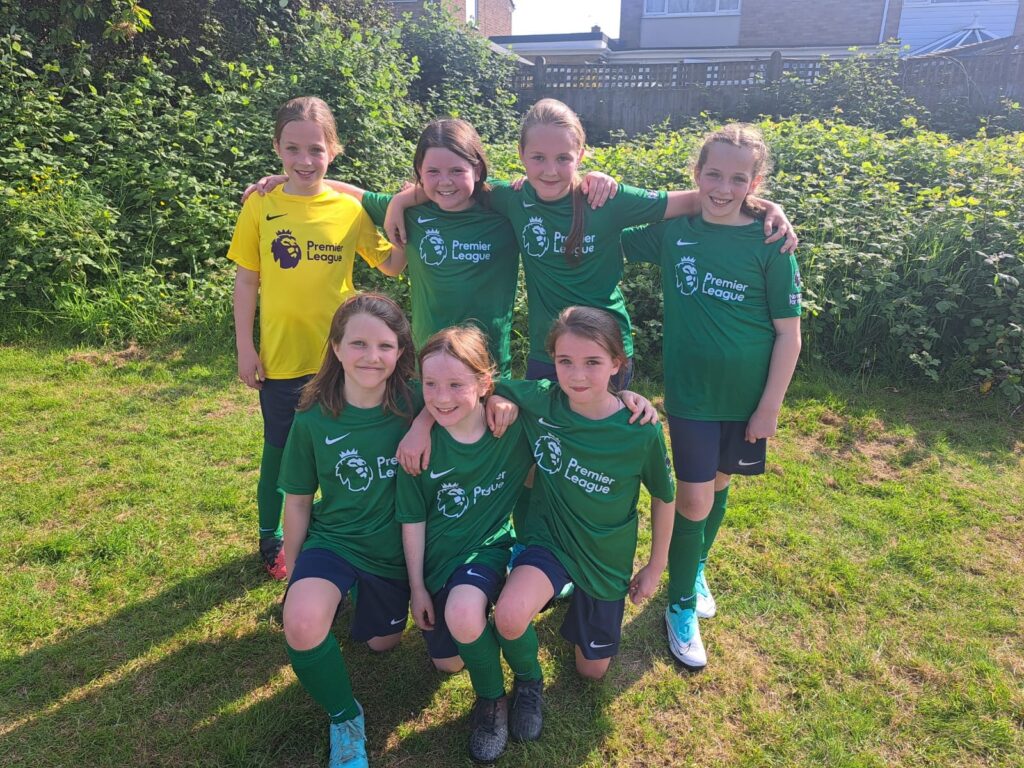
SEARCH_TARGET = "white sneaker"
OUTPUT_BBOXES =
[665,604,707,669]
[695,561,716,619]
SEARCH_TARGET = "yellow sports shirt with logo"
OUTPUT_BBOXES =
[227,187,392,378]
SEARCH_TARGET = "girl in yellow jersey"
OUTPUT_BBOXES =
[226,96,406,580]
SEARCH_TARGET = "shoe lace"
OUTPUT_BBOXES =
[514,681,541,709]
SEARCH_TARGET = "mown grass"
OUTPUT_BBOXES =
[1,344,1021,767]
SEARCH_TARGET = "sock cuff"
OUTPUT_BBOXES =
[286,632,337,669]
[674,515,707,533]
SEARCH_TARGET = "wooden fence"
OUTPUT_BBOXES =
[511,48,1024,138]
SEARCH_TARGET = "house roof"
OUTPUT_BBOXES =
[910,17,998,56]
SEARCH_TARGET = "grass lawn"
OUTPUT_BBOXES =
[1,343,1021,767]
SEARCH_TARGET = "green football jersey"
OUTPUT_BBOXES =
[495,379,676,601]
[396,420,533,594]
[488,181,667,364]
[362,192,519,378]
[279,396,420,580]
[622,216,803,420]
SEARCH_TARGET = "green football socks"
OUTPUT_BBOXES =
[668,514,707,609]
[287,633,358,724]
[497,622,543,682]
[257,442,285,540]
[701,485,731,560]
[454,623,506,700]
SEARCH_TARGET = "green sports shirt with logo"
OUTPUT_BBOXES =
[362,193,519,378]
[395,420,533,594]
[495,379,676,602]
[621,216,802,420]
[488,181,668,364]
[278,392,422,580]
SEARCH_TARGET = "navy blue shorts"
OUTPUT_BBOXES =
[289,547,410,642]
[667,416,768,483]
[422,563,503,660]
[512,545,625,660]
[526,356,634,391]
[259,376,312,448]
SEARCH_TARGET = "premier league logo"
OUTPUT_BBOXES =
[675,256,698,296]
[419,228,448,267]
[521,217,550,258]
[272,230,302,269]
[533,434,563,474]
[335,449,372,492]
[436,482,470,519]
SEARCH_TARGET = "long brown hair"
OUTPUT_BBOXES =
[273,96,343,156]
[545,306,626,393]
[519,98,588,266]
[693,123,772,218]
[413,118,491,206]
[299,293,416,419]
[418,325,496,399]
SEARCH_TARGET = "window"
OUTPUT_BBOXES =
[644,0,740,15]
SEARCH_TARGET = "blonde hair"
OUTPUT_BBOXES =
[693,123,772,218]
[418,325,496,399]
[545,306,626,393]
[519,98,588,266]
[273,96,343,156]
[299,293,415,419]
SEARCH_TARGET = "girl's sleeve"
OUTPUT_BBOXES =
[640,427,676,503]
[395,464,429,524]
[608,183,669,227]
[354,206,393,268]
[361,191,394,228]
[765,249,803,319]
[621,223,665,266]
[487,180,514,217]
[226,194,262,272]
[278,415,319,495]
[494,378,554,418]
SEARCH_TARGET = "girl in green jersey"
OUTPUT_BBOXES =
[620,125,802,671]
[278,292,418,768]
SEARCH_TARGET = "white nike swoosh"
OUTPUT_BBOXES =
[538,418,562,429]
[325,433,351,445]
[466,568,485,579]
[676,240,698,246]
[417,216,436,224]
[737,459,763,466]
[522,201,535,208]
[390,617,405,626]
[429,468,455,479]
[589,640,613,649]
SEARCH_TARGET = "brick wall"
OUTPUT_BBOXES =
[385,0,511,36]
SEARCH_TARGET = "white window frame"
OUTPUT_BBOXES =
[643,0,741,17]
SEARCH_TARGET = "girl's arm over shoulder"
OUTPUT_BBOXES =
[619,390,659,425]
[383,184,427,246]
[662,191,798,254]
[397,407,435,475]
[240,175,368,203]
[485,394,519,438]
[746,316,801,443]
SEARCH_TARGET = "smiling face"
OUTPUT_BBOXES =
[553,331,621,415]
[693,141,761,225]
[418,147,480,212]
[519,124,584,202]
[421,351,488,439]
[274,119,337,196]
[332,312,402,405]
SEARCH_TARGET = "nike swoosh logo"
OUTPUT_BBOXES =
[589,640,613,649]
[522,201,535,208]
[390,617,405,626]
[417,216,437,224]
[429,468,455,479]
[538,418,562,429]
[737,459,763,466]
[676,240,698,246]
[266,213,287,221]
[325,433,351,445]
[466,568,485,579]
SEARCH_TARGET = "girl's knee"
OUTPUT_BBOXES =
[432,656,465,674]
[493,603,529,640]
[575,655,611,680]
[445,609,487,645]
[366,631,402,653]
[283,608,333,650]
